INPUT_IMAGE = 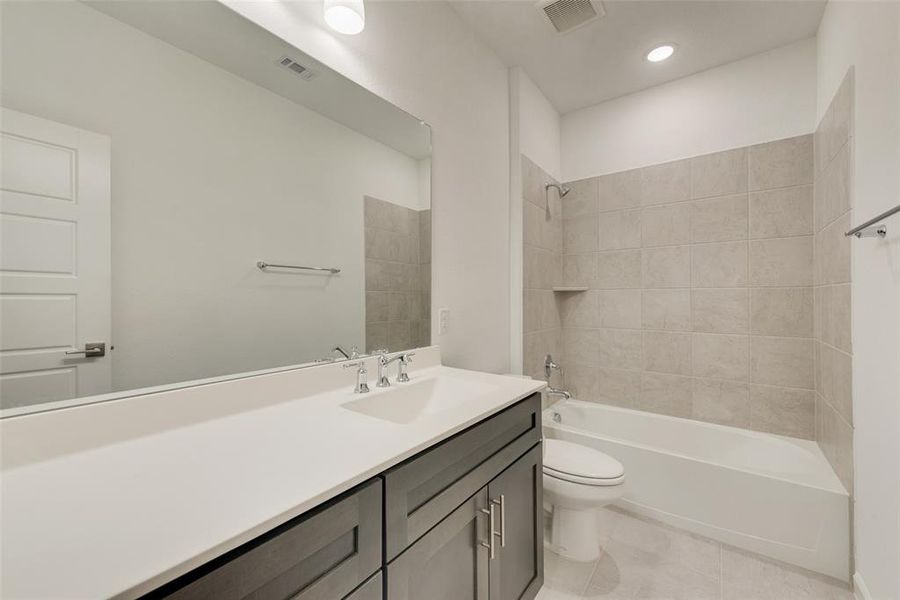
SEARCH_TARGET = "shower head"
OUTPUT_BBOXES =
[545,182,571,197]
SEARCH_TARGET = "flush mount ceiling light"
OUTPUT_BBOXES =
[646,44,675,63]
[324,0,365,35]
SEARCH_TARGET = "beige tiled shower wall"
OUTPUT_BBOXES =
[364,196,431,353]
[814,70,854,492]
[522,155,564,390]
[559,135,818,438]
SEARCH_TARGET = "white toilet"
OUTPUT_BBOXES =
[543,438,626,562]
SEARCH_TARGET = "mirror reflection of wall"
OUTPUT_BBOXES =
[0,0,431,411]
[364,195,432,353]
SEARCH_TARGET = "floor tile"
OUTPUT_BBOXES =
[606,508,721,580]
[544,551,599,596]
[608,510,673,556]
[633,563,719,600]
[536,587,588,600]
[721,547,851,600]
[583,541,652,599]
[541,506,851,600]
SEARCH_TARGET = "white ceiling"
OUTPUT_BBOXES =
[449,0,826,114]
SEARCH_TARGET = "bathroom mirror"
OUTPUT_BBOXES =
[0,0,432,412]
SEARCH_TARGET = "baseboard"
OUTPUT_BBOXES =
[853,572,872,600]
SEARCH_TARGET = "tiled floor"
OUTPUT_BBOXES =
[536,507,852,600]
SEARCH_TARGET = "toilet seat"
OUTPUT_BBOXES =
[543,439,625,486]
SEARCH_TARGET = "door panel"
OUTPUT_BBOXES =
[0,108,111,409]
[0,295,76,350]
[488,445,543,600]
[387,488,490,600]
[0,133,75,200]
[0,367,76,407]
[0,213,76,272]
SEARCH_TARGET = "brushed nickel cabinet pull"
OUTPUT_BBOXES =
[480,505,496,559]
[492,495,506,548]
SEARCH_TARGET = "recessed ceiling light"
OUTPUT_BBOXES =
[646,44,675,63]
[324,0,365,35]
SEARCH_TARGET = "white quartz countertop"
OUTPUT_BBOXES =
[0,347,545,599]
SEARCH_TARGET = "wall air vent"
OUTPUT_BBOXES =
[278,56,317,81]
[536,0,605,33]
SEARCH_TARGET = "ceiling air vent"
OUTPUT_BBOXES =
[536,0,605,33]
[278,56,317,81]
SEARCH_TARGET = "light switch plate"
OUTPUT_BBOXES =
[438,308,450,334]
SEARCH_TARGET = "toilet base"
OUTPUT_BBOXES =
[548,505,601,562]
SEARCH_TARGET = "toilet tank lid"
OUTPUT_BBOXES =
[543,438,625,480]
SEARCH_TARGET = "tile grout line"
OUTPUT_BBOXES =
[719,543,725,599]
[747,151,752,414]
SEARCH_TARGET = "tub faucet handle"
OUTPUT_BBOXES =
[544,354,562,380]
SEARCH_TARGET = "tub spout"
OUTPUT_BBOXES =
[546,387,571,400]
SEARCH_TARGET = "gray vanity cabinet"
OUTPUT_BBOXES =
[487,445,543,600]
[145,394,543,600]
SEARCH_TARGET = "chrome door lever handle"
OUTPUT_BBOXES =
[65,342,106,357]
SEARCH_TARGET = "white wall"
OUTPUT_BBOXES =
[508,67,561,373]
[224,0,512,374]
[1,0,421,391]
[561,38,817,181]
[816,3,900,598]
[517,69,561,182]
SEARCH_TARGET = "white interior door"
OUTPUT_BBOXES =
[0,107,111,410]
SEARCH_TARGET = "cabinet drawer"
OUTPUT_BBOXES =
[384,393,541,560]
[147,479,382,600]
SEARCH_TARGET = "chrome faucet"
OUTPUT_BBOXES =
[343,361,370,393]
[376,350,416,387]
[543,354,571,399]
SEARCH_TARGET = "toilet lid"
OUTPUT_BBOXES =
[543,439,625,483]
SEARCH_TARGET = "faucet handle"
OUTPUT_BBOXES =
[343,361,370,393]
[397,352,415,383]
[544,354,562,380]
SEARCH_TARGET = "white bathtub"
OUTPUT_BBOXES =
[543,399,850,581]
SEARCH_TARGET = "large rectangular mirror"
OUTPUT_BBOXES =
[0,0,432,412]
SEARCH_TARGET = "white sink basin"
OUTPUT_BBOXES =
[341,375,499,424]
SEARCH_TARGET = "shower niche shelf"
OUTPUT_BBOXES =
[552,286,588,292]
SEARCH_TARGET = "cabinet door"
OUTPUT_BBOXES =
[488,445,543,600]
[386,488,490,600]
[341,572,382,600]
